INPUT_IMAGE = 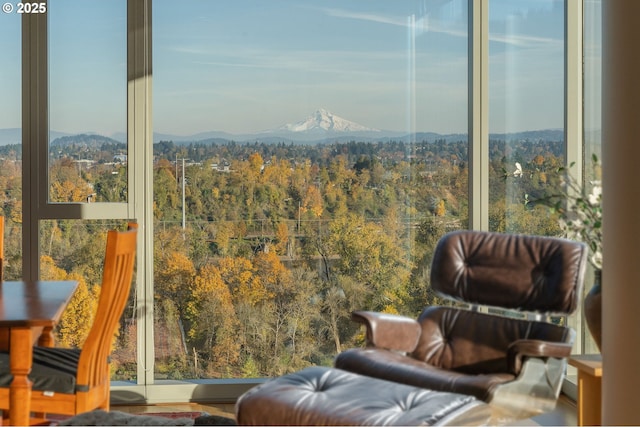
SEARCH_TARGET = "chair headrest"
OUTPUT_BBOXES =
[430,230,588,314]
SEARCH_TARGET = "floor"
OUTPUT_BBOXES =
[113,394,577,426]
[515,396,577,426]
[113,402,237,421]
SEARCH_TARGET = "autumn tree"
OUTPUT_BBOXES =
[219,256,269,307]
[49,158,95,202]
[153,160,179,220]
[155,251,196,312]
[248,152,264,182]
[154,251,196,363]
[186,264,241,376]
[55,272,100,348]
[318,213,412,353]
[301,185,323,217]
[329,213,411,310]
[41,256,98,348]
[0,136,570,380]
[273,222,290,256]
[93,165,127,202]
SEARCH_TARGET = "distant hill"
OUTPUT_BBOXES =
[490,129,564,142]
[1,127,565,148]
[50,133,125,149]
[0,129,125,146]
[153,129,564,146]
[0,128,76,146]
[146,109,563,145]
[0,128,21,145]
[0,107,564,147]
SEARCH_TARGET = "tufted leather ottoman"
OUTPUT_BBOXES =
[235,367,492,425]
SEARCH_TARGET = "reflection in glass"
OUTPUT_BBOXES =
[584,0,602,170]
[488,0,565,235]
[583,0,602,355]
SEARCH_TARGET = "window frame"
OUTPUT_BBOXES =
[21,0,587,404]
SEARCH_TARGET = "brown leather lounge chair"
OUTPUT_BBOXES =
[335,230,587,420]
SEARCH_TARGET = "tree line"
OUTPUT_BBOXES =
[0,136,566,380]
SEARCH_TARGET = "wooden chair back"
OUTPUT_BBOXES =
[75,227,137,396]
[0,217,5,350]
[0,216,4,281]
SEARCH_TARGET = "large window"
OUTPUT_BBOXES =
[152,0,469,380]
[0,6,22,280]
[488,0,566,235]
[37,0,137,380]
[48,0,127,203]
[10,0,598,403]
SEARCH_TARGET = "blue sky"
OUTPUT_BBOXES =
[0,0,567,138]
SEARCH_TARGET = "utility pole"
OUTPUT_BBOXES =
[182,157,186,231]
[176,157,188,237]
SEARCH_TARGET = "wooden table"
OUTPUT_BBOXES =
[0,280,79,426]
[568,354,602,426]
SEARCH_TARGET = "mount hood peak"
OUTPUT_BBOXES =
[278,108,379,133]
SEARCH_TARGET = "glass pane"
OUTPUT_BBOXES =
[0,8,23,279]
[585,0,602,168]
[583,0,602,355]
[153,0,468,379]
[39,220,137,380]
[488,0,565,234]
[49,1,127,203]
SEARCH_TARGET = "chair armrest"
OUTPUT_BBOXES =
[507,339,573,375]
[351,310,421,353]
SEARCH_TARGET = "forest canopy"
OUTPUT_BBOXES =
[0,135,565,380]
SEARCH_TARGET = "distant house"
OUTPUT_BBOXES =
[211,161,231,172]
[73,159,95,170]
[113,154,127,163]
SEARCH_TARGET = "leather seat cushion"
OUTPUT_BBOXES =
[335,348,515,401]
[236,366,491,426]
[413,307,571,375]
[0,347,81,394]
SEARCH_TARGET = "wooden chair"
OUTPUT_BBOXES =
[0,216,5,352]
[0,225,137,424]
[0,215,4,281]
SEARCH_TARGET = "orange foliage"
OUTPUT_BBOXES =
[217,257,270,306]
[302,185,323,217]
[40,256,98,348]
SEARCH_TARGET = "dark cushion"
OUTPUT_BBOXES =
[0,347,81,394]
[412,307,572,375]
[236,366,491,426]
[335,348,514,402]
[430,230,587,313]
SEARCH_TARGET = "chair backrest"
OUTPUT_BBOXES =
[430,230,588,314]
[76,227,137,389]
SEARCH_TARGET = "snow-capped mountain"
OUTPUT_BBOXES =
[277,108,379,133]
